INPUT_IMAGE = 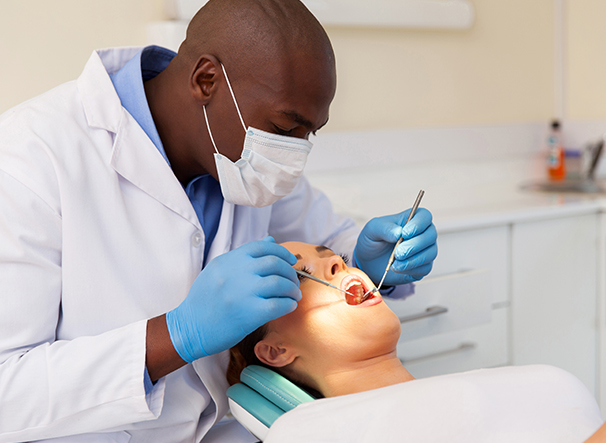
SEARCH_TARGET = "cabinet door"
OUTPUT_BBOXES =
[512,214,597,395]
[398,307,508,378]
[434,226,509,305]
[385,225,509,378]
[386,269,492,342]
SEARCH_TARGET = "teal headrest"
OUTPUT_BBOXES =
[240,365,315,412]
[227,365,315,429]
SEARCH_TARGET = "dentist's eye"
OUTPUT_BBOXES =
[273,125,293,136]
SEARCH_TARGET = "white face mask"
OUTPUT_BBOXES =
[203,64,313,207]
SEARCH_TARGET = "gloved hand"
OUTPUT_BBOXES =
[354,208,438,286]
[166,236,301,362]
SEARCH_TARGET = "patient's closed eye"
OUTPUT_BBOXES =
[297,266,312,281]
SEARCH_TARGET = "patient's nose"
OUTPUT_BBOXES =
[323,255,347,280]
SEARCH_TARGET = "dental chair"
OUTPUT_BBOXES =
[226,365,315,441]
[227,365,605,443]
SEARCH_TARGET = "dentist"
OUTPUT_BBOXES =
[0,0,437,442]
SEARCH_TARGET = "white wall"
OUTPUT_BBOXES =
[324,0,555,132]
[0,0,164,114]
[567,0,606,121]
[1,0,603,136]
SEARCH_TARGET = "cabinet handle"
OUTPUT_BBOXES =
[398,305,448,323]
[400,342,477,365]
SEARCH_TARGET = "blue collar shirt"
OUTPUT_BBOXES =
[110,46,223,264]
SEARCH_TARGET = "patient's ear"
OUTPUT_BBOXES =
[254,335,296,368]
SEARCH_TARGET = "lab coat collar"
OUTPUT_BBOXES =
[77,47,201,229]
[78,47,142,133]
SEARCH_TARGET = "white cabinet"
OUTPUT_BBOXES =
[432,225,510,306]
[388,214,600,402]
[394,270,491,340]
[598,213,606,413]
[511,213,598,395]
[399,307,508,378]
[388,225,510,379]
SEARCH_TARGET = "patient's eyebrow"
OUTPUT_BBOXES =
[315,245,335,256]
[294,253,302,260]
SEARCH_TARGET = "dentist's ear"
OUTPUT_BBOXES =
[254,335,297,368]
[189,55,221,105]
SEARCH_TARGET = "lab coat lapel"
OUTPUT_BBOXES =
[205,199,235,265]
[110,110,201,229]
[192,201,235,425]
[78,47,200,229]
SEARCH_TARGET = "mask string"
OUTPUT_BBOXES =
[220,63,247,132]
[203,105,220,155]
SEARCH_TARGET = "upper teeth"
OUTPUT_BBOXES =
[345,280,363,291]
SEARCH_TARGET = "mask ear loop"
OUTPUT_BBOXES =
[203,105,220,155]
[203,62,247,155]
[220,63,247,133]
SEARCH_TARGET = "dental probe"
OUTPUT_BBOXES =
[360,189,426,302]
[294,269,355,297]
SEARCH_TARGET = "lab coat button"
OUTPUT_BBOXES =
[191,231,202,247]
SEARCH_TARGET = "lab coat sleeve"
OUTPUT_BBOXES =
[0,170,165,442]
[268,176,360,257]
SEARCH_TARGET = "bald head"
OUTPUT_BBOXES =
[179,0,334,80]
[145,0,336,185]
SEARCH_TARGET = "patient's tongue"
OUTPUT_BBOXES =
[345,284,364,305]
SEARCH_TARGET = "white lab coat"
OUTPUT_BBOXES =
[0,47,358,443]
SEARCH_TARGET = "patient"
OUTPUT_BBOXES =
[227,241,414,397]
[227,242,606,442]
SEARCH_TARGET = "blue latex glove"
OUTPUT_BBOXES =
[354,208,438,286]
[166,237,301,362]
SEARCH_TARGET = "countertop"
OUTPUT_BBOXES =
[305,154,606,233]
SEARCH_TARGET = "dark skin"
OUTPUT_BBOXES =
[143,0,336,381]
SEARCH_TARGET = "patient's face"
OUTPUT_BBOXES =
[256,242,401,382]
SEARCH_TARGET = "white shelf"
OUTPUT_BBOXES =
[302,0,474,29]
[161,0,475,29]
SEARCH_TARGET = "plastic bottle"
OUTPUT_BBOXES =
[547,120,566,181]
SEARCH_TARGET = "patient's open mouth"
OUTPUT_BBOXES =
[341,274,375,306]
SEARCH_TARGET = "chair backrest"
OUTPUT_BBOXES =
[227,365,315,441]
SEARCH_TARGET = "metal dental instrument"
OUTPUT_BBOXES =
[360,189,426,303]
[295,269,355,297]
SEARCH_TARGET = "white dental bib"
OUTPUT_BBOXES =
[264,365,602,443]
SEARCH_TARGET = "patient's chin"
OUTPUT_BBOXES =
[355,311,401,355]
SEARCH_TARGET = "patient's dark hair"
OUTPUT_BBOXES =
[226,325,324,398]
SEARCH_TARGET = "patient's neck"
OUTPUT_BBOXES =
[318,350,414,397]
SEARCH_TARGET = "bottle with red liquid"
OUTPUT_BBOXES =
[547,120,566,181]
